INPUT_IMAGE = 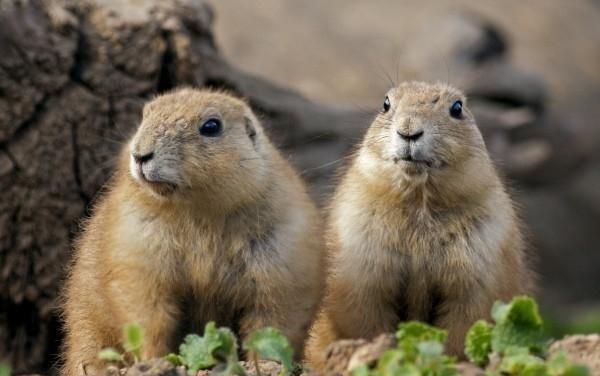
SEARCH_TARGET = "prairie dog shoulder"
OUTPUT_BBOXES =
[63,88,324,376]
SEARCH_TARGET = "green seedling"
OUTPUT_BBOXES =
[351,321,458,376]
[349,296,589,376]
[465,320,493,366]
[98,321,144,366]
[168,322,245,376]
[0,363,11,376]
[464,296,589,375]
[94,297,590,376]
[123,322,144,362]
[243,327,294,376]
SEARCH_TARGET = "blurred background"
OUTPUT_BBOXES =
[0,0,598,373]
[212,0,600,324]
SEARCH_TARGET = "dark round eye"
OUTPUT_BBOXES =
[199,118,222,137]
[383,96,391,113]
[449,100,463,119]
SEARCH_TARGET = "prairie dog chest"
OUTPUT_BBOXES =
[116,207,256,291]
[333,201,490,292]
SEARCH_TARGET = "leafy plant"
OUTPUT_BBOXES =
[98,348,124,363]
[545,352,589,376]
[465,296,546,366]
[243,327,294,376]
[465,296,589,376]
[490,296,547,355]
[351,321,458,376]
[168,322,245,375]
[0,363,11,376]
[465,320,493,366]
[487,347,589,376]
[350,296,589,376]
[98,321,145,365]
[97,297,590,376]
[123,322,145,362]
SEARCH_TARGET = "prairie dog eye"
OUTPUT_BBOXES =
[382,96,391,113]
[199,118,222,137]
[449,100,463,119]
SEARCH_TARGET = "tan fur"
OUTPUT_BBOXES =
[306,82,534,370]
[61,88,324,376]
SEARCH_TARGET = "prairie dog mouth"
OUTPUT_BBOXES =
[141,177,177,196]
[393,155,432,167]
[131,159,178,196]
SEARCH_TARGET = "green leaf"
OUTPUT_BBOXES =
[222,361,247,376]
[492,296,543,328]
[351,364,372,376]
[376,350,406,375]
[179,322,240,375]
[499,347,546,376]
[491,296,547,355]
[205,323,238,362]
[396,321,447,344]
[435,364,459,376]
[395,321,448,363]
[546,352,589,376]
[123,322,144,358]
[349,321,460,376]
[165,353,183,366]
[561,367,591,376]
[243,327,294,374]
[98,348,124,363]
[465,320,493,366]
[0,363,11,376]
[417,341,444,358]
[393,364,420,376]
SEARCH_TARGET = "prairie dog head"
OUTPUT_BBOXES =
[358,81,492,188]
[128,88,268,207]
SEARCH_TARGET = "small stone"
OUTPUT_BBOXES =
[347,334,396,372]
[549,334,600,374]
[125,358,183,376]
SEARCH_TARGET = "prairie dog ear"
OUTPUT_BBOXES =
[244,115,257,141]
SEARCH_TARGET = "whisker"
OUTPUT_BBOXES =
[300,157,349,175]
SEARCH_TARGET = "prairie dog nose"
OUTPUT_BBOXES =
[397,129,424,141]
[132,151,154,165]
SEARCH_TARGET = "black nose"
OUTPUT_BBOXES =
[397,129,424,141]
[132,151,154,165]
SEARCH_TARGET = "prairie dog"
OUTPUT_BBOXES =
[62,88,324,376]
[306,81,534,368]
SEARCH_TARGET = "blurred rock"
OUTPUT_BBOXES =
[124,359,185,376]
[549,335,600,374]
[456,362,485,376]
[346,334,396,372]
[237,360,285,376]
[322,338,368,375]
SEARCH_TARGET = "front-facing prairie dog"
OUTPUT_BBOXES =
[62,88,324,376]
[306,81,534,368]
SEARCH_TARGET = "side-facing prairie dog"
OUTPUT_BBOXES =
[62,88,324,376]
[306,81,534,368]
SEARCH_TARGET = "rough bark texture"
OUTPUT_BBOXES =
[0,0,595,373]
